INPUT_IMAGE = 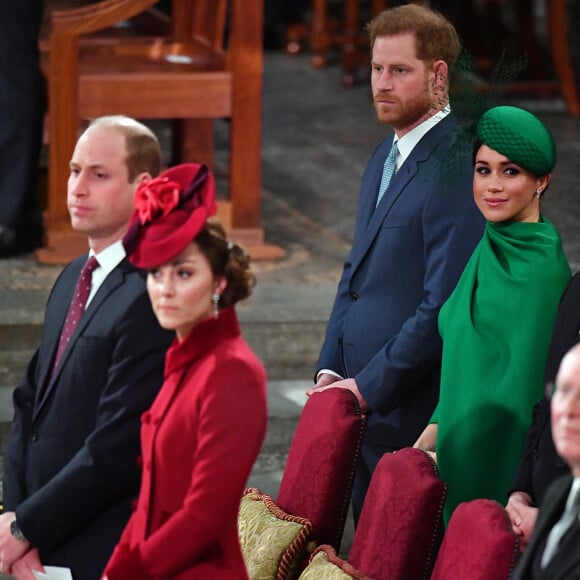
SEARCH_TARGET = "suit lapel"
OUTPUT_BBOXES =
[350,115,458,278]
[36,258,85,403]
[356,138,391,233]
[515,477,571,578]
[552,519,580,579]
[364,157,416,236]
[34,262,128,419]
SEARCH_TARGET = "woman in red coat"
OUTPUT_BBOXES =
[103,163,268,579]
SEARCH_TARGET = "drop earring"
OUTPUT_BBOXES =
[534,189,543,199]
[212,293,220,318]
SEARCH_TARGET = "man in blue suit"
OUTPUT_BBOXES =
[308,4,484,519]
[0,116,173,579]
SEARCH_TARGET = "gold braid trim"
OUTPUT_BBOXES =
[243,488,314,580]
[310,545,371,579]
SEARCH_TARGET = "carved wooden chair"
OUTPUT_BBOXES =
[38,0,279,263]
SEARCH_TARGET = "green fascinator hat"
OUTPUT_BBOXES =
[476,105,556,175]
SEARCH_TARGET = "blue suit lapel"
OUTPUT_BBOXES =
[365,155,416,238]
[357,138,392,233]
[350,115,459,278]
[34,263,128,419]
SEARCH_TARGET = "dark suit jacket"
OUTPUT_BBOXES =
[3,253,173,580]
[511,475,580,580]
[509,273,580,505]
[317,114,484,452]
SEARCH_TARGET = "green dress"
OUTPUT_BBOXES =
[432,217,571,523]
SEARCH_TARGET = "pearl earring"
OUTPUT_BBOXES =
[534,189,543,199]
[212,293,220,318]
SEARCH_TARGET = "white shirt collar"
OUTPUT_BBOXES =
[86,240,127,305]
[90,240,126,275]
[395,105,451,167]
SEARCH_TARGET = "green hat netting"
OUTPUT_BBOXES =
[476,105,556,175]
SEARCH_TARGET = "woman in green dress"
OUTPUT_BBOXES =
[414,106,571,523]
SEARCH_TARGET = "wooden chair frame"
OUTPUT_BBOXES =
[550,0,579,116]
[38,0,282,263]
[306,0,579,115]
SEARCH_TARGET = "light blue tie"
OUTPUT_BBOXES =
[376,141,399,208]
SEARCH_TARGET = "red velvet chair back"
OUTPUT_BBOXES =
[276,389,366,551]
[431,498,521,580]
[348,447,447,580]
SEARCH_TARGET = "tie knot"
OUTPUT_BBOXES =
[83,256,99,276]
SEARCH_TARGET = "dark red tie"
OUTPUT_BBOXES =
[53,256,99,371]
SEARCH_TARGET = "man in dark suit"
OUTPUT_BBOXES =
[511,342,580,579]
[0,116,173,579]
[506,272,580,549]
[307,4,484,519]
[0,0,45,256]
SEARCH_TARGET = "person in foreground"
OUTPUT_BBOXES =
[414,105,571,523]
[511,343,580,579]
[102,163,268,579]
[505,272,580,549]
[307,3,484,520]
[0,116,173,579]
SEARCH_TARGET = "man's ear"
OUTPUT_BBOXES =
[133,172,152,187]
[432,60,448,89]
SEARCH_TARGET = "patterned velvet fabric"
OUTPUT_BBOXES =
[238,488,314,580]
[298,546,369,580]
[348,448,447,580]
[431,498,521,579]
[276,389,366,550]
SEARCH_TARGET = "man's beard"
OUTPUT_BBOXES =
[373,84,437,131]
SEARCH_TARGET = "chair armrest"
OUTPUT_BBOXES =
[51,0,159,38]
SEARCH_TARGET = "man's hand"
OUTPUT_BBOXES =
[307,377,370,413]
[0,512,31,576]
[505,491,538,551]
[10,549,44,580]
[310,373,340,390]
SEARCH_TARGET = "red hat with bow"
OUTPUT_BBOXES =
[123,163,217,268]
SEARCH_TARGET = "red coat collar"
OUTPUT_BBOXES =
[164,307,241,377]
